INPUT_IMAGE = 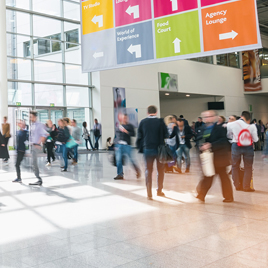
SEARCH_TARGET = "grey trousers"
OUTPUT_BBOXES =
[31,146,42,180]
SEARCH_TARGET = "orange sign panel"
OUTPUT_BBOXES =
[202,0,258,52]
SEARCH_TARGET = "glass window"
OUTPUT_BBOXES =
[34,60,63,83]
[64,22,81,44]
[6,10,30,35]
[7,57,31,80]
[33,15,61,39]
[38,39,51,55]
[8,82,32,105]
[65,64,88,85]
[66,87,89,107]
[32,0,61,17]
[66,29,79,49]
[6,0,30,9]
[228,53,240,68]
[65,45,81,64]
[217,54,228,66]
[63,1,80,20]
[35,84,63,106]
[7,34,31,58]
[198,56,213,64]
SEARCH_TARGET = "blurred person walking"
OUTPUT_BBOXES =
[196,110,233,202]
[137,106,168,200]
[45,120,57,166]
[13,120,28,183]
[93,119,102,150]
[71,119,81,165]
[114,114,141,180]
[2,116,10,163]
[29,111,47,186]
[82,122,94,150]
[170,119,193,173]
[227,111,258,192]
[0,130,9,161]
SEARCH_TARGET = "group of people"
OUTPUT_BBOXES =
[0,107,265,203]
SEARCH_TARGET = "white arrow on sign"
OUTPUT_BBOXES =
[219,30,238,40]
[92,15,103,27]
[170,0,178,11]
[126,5,140,19]
[173,38,181,53]
[93,52,104,59]
[128,44,141,58]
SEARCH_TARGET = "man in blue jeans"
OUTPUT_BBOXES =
[170,119,193,173]
[227,111,258,192]
[114,114,141,180]
[137,106,168,200]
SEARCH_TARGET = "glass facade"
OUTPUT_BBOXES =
[5,0,92,129]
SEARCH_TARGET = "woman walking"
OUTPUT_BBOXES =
[82,122,94,150]
[45,120,57,166]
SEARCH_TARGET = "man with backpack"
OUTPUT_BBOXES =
[227,111,258,192]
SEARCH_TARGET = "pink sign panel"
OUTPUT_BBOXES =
[114,0,152,27]
[201,0,230,7]
[153,0,197,18]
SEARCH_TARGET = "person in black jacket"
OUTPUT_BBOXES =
[196,110,233,203]
[13,120,28,183]
[170,119,192,173]
[137,106,169,200]
[114,114,141,180]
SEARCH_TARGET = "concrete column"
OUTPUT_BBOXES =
[0,1,8,120]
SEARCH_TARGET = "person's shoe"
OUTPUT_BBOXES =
[157,191,165,197]
[61,169,67,172]
[29,180,42,186]
[61,166,65,169]
[235,185,243,191]
[72,161,77,165]
[196,195,205,202]
[13,178,22,183]
[114,175,124,180]
[46,162,51,167]
[136,170,141,179]
[243,188,255,192]
[223,198,234,203]
[52,159,56,162]
[147,196,153,200]
[174,167,182,174]
[185,169,190,173]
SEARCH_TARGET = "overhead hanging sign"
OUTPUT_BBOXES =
[81,0,262,73]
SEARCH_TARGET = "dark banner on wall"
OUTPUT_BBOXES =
[113,87,126,130]
[243,50,262,92]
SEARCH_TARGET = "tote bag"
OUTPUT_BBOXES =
[66,136,77,149]
[200,150,215,177]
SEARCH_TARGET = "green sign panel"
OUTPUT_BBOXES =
[50,103,55,107]
[155,11,201,59]
[16,102,21,106]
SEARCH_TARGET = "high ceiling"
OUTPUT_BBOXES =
[258,0,268,36]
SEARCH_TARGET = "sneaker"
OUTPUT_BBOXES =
[223,198,234,203]
[29,180,42,186]
[196,195,205,202]
[46,162,51,167]
[72,161,77,165]
[61,169,67,172]
[13,178,22,183]
[174,167,182,174]
[114,175,124,180]
[157,191,165,197]
[185,169,190,173]
[147,196,153,200]
[243,188,255,192]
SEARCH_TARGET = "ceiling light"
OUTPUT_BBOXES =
[186,94,190,97]
[165,93,170,96]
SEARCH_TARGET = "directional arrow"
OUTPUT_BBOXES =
[127,44,141,58]
[173,38,181,53]
[126,5,140,19]
[92,15,103,28]
[93,52,104,59]
[219,30,238,40]
[170,0,178,11]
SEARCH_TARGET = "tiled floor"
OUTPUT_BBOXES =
[1,150,268,267]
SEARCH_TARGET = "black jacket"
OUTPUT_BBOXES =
[17,129,28,152]
[115,124,135,145]
[0,131,9,159]
[197,123,230,168]
[137,117,168,151]
[57,127,70,144]
[170,125,193,149]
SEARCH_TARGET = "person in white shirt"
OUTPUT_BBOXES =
[227,111,258,192]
